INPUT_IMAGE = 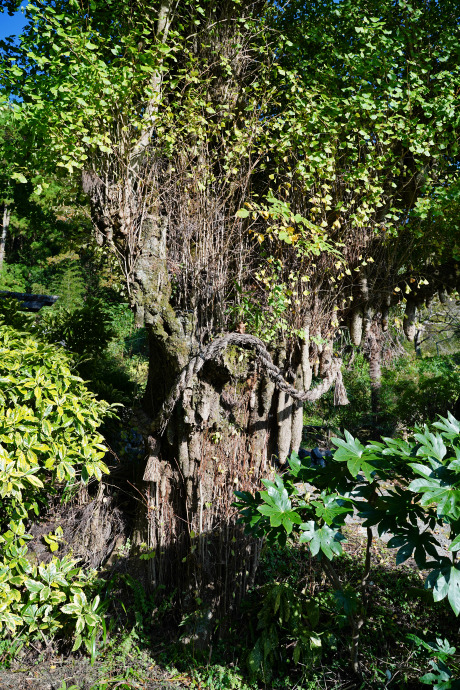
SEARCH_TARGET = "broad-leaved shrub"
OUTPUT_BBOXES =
[235,413,460,674]
[0,322,115,649]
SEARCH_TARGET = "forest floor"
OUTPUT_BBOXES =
[0,520,455,690]
[0,655,189,689]
[0,480,456,690]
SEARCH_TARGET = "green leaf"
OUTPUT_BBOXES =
[24,474,44,488]
[387,528,440,568]
[414,431,447,462]
[248,639,263,674]
[25,579,44,594]
[61,603,81,614]
[311,493,353,525]
[288,451,302,476]
[449,534,460,552]
[331,433,376,479]
[40,585,51,602]
[257,498,301,533]
[236,208,250,218]
[426,564,460,616]
[433,413,460,440]
[300,521,345,559]
[11,172,27,184]
[409,473,460,521]
[333,588,358,615]
[72,634,83,652]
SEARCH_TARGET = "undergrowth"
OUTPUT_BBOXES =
[1,535,458,688]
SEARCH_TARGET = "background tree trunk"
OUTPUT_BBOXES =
[367,326,382,416]
[0,203,10,274]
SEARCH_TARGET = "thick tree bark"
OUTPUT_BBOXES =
[141,356,274,628]
[125,215,271,626]
[137,336,347,629]
[127,218,348,626]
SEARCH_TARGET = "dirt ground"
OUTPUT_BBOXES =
[0,659,189,690]
[0,650,194,690]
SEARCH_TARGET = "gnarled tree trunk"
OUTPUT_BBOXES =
[121,218,347,624]
[134,313,348,626]
[79,0,356,628]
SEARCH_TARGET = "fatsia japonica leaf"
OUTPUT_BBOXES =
[287,450,302,477]
[331,432,377,480]
[426,561,460,616]
[414,430,448,462]
[386,526,442,568]
[311,492,353,526]
[258,476,302,533]
[409,634,457,660]
[433,412,460,440]
[357,487,438,537]
[449,533,460,552]
[259,475,291,511]
[299,520,346,560]
[420,663,457,690]
[409,466,460,521]
[291,457,353,496]
[380,437,418,459]
[447,449,460,472]
[233,490,265,532]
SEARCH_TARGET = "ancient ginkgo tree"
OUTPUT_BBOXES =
[2,0,460,615]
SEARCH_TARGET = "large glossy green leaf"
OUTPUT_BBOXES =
[331,433,377,480]
[387,527,441,568]
[409,473,460,521]
[311,493,353,526]
[426,562,460,616]
[433,413,460,440]
[299,521,345,559]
